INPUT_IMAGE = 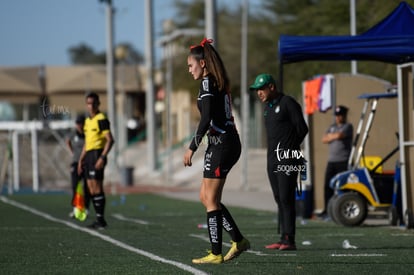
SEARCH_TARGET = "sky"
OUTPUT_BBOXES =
[0,0,260,68]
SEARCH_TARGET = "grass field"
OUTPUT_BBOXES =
[1,192,414,275]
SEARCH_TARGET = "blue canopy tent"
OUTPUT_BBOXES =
[278,1,414,85]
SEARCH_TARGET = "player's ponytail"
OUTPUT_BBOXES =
[189,38,230,93]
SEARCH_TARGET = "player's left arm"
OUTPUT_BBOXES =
[329,124,352,141]
[95,131,114,170]
[101,131,114,158]
[95,118,115,169]
[98,117,115,158]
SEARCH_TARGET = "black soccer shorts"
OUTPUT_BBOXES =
[203,129,241,179]
[84,149,106,181]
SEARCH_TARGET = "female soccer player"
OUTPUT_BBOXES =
[183,38,249,264]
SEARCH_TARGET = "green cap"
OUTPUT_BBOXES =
[249,74,275,90]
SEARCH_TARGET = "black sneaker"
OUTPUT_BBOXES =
[88,220,107,230]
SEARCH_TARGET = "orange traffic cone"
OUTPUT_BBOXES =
[73,181,87,221]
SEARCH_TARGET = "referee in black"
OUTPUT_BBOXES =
[78,92,114,229]
[250,74,308,251]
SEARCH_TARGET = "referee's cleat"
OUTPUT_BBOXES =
[224,238,250,262]
[88,220,107,230]
[192,251,223,264]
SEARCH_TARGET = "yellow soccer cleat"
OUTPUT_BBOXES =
[192,251,223,264]
[224,238,250,262]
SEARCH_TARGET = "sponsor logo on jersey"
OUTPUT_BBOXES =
[202,79,209,91]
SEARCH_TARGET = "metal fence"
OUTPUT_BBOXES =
[0,121,73,194]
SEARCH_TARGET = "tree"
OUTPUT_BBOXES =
[68,42,143,65]
[115,42,144,65]
[68,43,106,64]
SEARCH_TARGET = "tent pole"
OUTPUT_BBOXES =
[350,0,358,74]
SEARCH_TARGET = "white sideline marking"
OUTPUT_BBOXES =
[112,213,149,225]
[331,253,386,257]
[0,196,208,275]
[189,234,294,257]
[391,233,414,236]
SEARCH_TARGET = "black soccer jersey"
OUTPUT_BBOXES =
[189,75,235,152]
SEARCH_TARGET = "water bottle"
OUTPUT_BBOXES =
[120,195,126,205]
[300,159,307,181]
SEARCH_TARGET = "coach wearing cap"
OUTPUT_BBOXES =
[250,73,308,251]
[320,105,353,219]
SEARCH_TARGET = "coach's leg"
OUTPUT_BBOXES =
[278,171,297,248]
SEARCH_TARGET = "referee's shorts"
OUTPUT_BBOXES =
[203,128,241,179]
[84,149,106,181]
